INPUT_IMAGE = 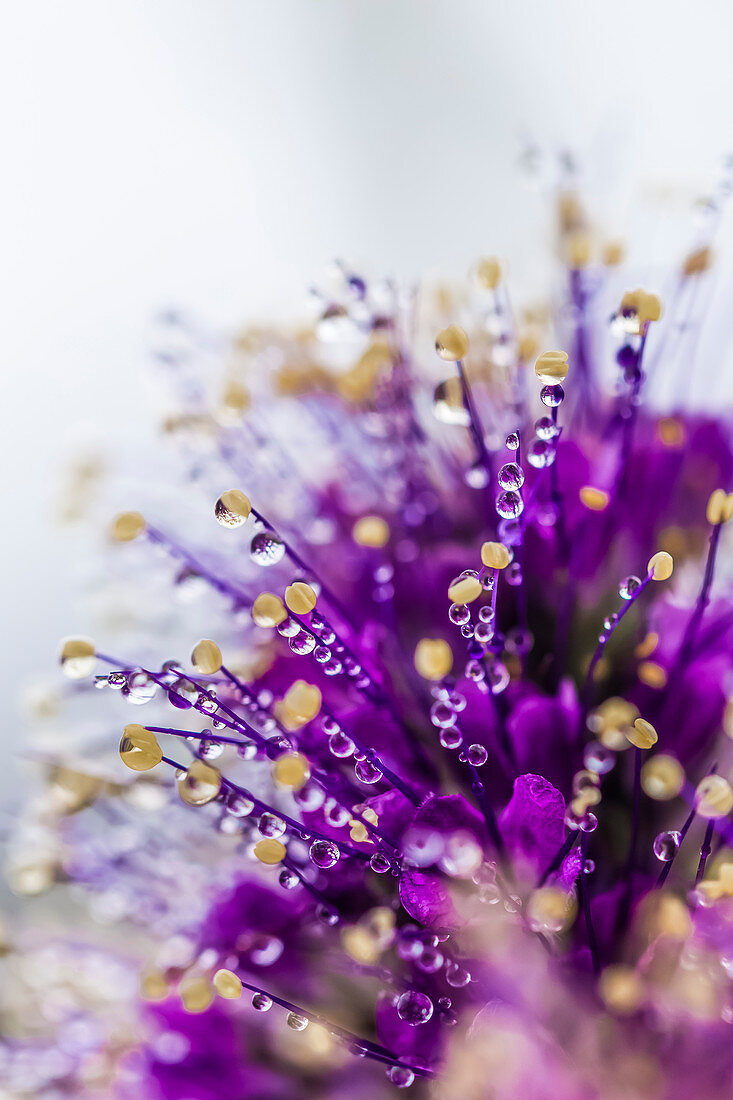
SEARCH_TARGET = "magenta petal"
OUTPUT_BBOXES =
[500,773,566,874]
[399,866,457,927]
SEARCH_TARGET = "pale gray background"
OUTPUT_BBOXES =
[2,0,733,804]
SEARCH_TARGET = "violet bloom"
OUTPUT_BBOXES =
[14,168,733,1098]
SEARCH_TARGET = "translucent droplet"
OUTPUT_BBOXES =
[505,562,523,586]
[396,990,434,1025]
[416,945,444,972]
[252,992,272,1011]
[496,490,524,520]
[430,701,456,729]
[279,868,299,889]
[433,379,469,426]
[125,672,156,705]
[289,631,316,655]
[445,962,471,987]
[505,432,520,450]
[448,603,471,626]
[215,490,251,528]
[439,727,463,750]
[286,1012,309,1031]
[277,617,300,638]
[619,575,641,600]
[540,384,564,407]
[527,440,555,468]
[465,462,490,489]
[309,839,340,868]
[535,416,558,441]
[329,731,355,758]
[250,530,286,566]
[467,744,488,766]
[258,813,286,838]
[583,742,615,775]
[498,462,524,491]
[369,852,391,874]
[487,661,510,694]
[388,1065,415,1088]
[355,759,383,784]
[653,830,681,862]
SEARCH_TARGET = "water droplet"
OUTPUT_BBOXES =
[540,384,564,407]
[653,830,681,862]
[215,490,251,528]
[369,852,391,874]
[496,490,524,520]
[286,1012,309,1031]
[355,759,383,784]
[449,603,471,625]
[527,439,556,468]
[445,962,471,987]
[309,839,340,868]
[619,575,641,600]
[498,462,524,491]
[505,432,520,450]
[289,631,316,655]
[416,945,444,973]
[250,530,286,566]
[251,993,272,1011]
[396,990,434,1025]
[430,701,456,729]
[439,727,463,750]
[487,661,510,694]
[328,731,355,758]
[535,416,558,441]
[388,1066,415,1088]
[258,813,286,838]
[465,462,490,489]
[467,744,488,766]
[583,742,615,774]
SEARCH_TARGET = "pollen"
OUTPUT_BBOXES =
[352,515,390,548]
[476,257,502,290]
[111,510,146,542]
[534,349,569,385]
[180,976,214,1014]
[447,576,482,604]
[284,582,318,615]
[414,638,453,681]
[282,680,322,725]
[252,592,287,628]
[177,760,222,806]
[191,638,223,675]
[254,838,287,865]
[213,968,243,999]
[641,755,684,800]
[695,775,733,819]
[119,725,162,772]
[435,324,469,362]
[480,541,512,569]
[626,718,658,750]
[647,551,674,581]
[214,489,252,528]
[637,661,667,689]
[272,752,311,791]
[579,486,609,511]
[59,636,96,679]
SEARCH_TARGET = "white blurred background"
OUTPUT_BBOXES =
[2,0,733,804]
